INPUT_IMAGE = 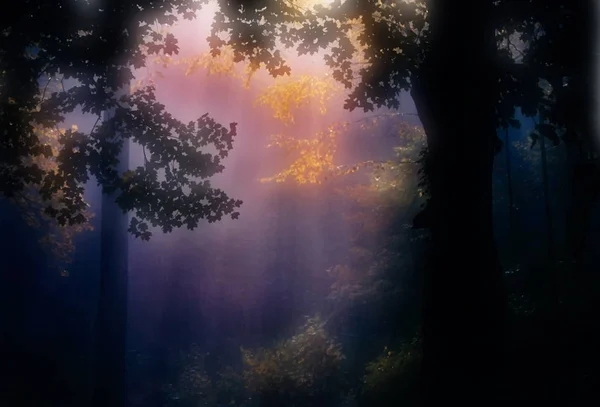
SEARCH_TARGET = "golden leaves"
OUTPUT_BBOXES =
[148,44,260,89]
[285,0,329,9]
[260,110,425,188]
[260,123,346,184]
[256,75,340,124]
[182,44,237,77]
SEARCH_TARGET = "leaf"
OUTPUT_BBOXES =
[260,123,344,184]
[536,123,561,146]
[256,75,341,124]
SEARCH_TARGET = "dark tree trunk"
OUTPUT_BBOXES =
[412,0,506,400]
[504,128,514,216]
[563,1,597,278]
[91,3,133,403]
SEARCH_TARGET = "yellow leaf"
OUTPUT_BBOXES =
[256,75,341,125]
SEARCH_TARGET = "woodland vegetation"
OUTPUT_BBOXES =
[1,0,598,405]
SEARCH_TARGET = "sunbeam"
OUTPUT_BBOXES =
[3,1,594,406]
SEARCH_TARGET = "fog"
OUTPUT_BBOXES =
[4,3,596,406]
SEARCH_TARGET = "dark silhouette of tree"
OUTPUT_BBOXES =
[1,0,242,240]
[206,0,593,400]
[1,2,243,406]
[208,0,499,399]
[528,2,596,277]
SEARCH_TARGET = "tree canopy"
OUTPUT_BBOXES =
[3,1,586,245]
[1,0,241,247]
[204,0,588,146]
[2,1,594,403]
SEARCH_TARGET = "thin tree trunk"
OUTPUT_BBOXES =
[90,2,132,403]
[92,101,130,407]
[537,120,561,311]
[537,120,555,261]
[504,127,522,264]
[505,128,514,209]
[504,128,516,230]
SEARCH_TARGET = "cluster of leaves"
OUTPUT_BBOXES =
[130,318,348,407]
[263,112,427,188]
[160,344,249,407]
[362,337,422,405]
[36,84,243,241]
[182,44,238,77]
[206,0,588,163]
[149,44,261,89]
[370,120,426,194]
[209,0,428,111]
[129,317,348,407]
[241,315,347,407]
[327,121,426,305]
[1,0,206,193]
[9,124,95,265]
[256,75,341,123]
[494,1,591,151]
[522,3,591,145]
[260,122,347,184]
[144,30,353,186]
[145,4,427,191]
[1,0,242,247]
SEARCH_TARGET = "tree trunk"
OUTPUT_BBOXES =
[562,1,596,282]
[412,0,506,400]
[92,103,130,407]
[91,3,132,403]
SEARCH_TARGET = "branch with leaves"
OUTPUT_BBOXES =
[1,0,243,252]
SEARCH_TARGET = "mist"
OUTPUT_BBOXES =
[2,1,598,405]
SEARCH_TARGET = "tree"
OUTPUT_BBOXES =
[5,124,94,265]
[204,0,591,399]
[526,2,596,279]
[4,0,590,402]
[1,0,242,241]
[1,2,243,406]
[205,0,499,399]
